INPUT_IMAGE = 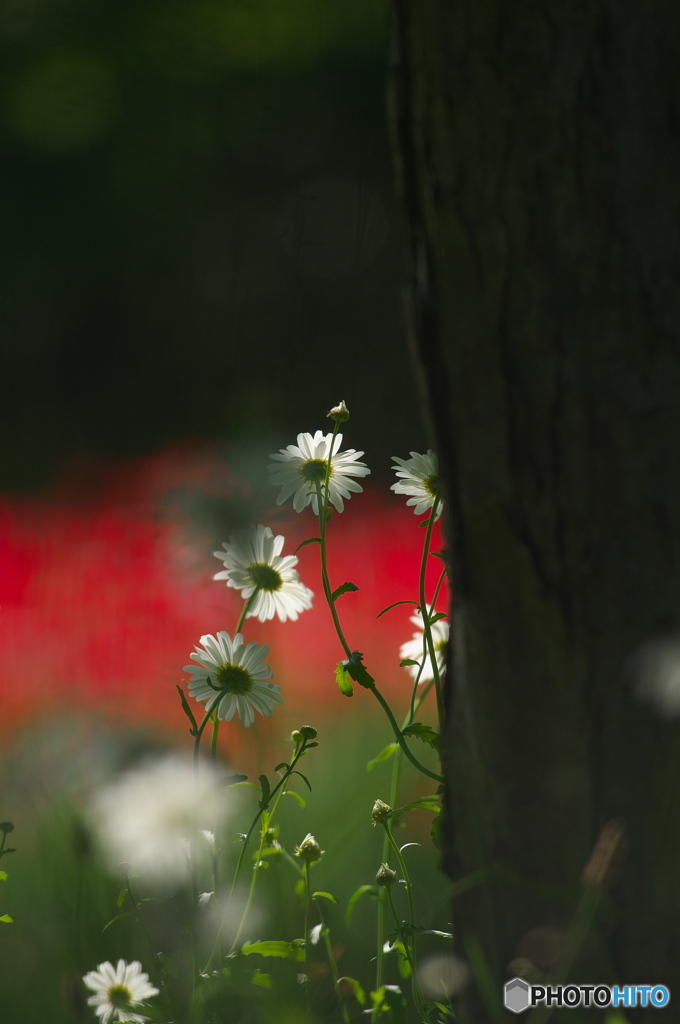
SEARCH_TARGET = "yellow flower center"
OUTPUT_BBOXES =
[247,563,282,592]
[107,984,133,1010]
[299,458,331,484]
[423,474,439,499]
[215,664,253,696]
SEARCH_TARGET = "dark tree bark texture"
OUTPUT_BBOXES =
[389,2,680,1018]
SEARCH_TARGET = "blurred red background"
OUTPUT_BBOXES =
[0,443,446,752]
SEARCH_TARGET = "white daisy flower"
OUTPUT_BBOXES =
[400,611,449,683]
[90,753,221,882]
[184,631,283,727]
[391,449,442,520]
[268,430,370,514]
[83,959,159,1024]
[213,524,314,622]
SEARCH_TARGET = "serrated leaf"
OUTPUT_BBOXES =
[399,659,419,667]
[376,600,418,619]
[313,891,340,904]
[116,889,128,908]
[284,790,306,809]
[331,581,359,601]
[175,684,198,734]
[339,976,366,1005]
[343,650,374,687]
[345,884,378,926]
[241,939,305,961]
[224,773,248,785]
[0,913,14,923]
[367,743,399,772]
[401,722,441,752]
[102,912,132,934]
[335,661,354,697]
[258,775,271,809]
[294,537,320,555]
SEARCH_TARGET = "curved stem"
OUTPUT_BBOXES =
[234,591,257,636]
[315,479,352,659]
[369,685,444,784]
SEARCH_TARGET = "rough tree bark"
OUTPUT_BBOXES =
[388,3,680,1019]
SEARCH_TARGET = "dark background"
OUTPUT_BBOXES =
[0,0,425,494]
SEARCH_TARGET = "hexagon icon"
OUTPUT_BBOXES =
[504,977,530,1014]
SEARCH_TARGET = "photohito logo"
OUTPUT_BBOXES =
[503,978,670,1013]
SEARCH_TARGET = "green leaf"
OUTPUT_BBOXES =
[399,658,419,667]
[0,913,14,923]
[370,985,406,1022]
[157,952,178,978]
[241,939,305,961]
[224,773,248,786]
[284,790,306,810]
[367,743,399,772]
[392,941,412,978]
[175,684,198,734]
[401,722,441,752]
[418,517,432,528]
[376,600,419,619]
[258,775,271,809]
[313,891,340,904]
[335,661,354,697]
[294,537,320,555]
[116,889,128,908]
[274,762,290,773]
[331,581,359,601]
[0,871,8,881]
[250,969,272,988]
[345,884,378,926]
[343,650,374,688]
[291,770,312,792]
[102,912,132,934]
[428,611,447,625]
[339,976,366,1005]
[391,796,440,827]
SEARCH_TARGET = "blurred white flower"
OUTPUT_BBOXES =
[91,753,220,882]
[400,611,449,683]
[213,524,314,622]
[417,953,470,999]
[184,631,283,727]
[633,636,680,717]
[391,450,442,519]
[83,959,158,1024]
[268,430,370,514]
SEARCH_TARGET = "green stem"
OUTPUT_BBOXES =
[234,591,257,636]
[385,887,428,1022]
[369,685,444,783]
[419,498,445,729]
[122,870,175,1019]
[303,862,311,1001]
[316,899,350,1024]
[315,478,352,659]
[201,739,311,973]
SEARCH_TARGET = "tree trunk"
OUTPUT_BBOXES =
[388,2,680,1017]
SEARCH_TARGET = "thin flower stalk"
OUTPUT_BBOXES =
[119,869,174,1020]
[418,497,445,728]
[313,457,443,784]
[314,898,351,1024]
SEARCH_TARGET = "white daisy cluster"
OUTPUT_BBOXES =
[214,524,313,622]
[400,611,449,683]
[83,959,158,1024]
[90,753,221,882]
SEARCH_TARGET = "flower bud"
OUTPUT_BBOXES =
[0,822,14,834]
[291,730,303,744]
[371,799,392,825]
[328,400,349,423]
[299,725,317,740]
[375,862,398,888]
[294,833,323,863]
